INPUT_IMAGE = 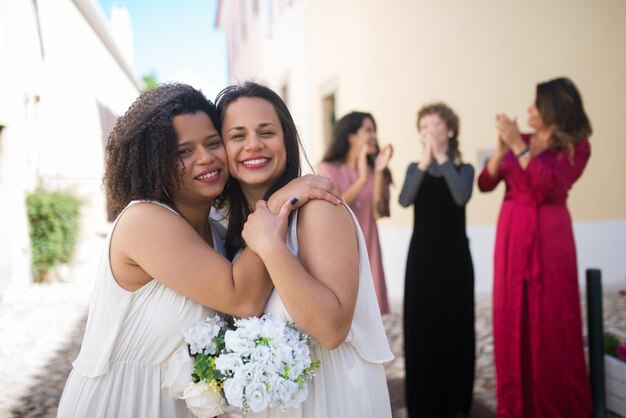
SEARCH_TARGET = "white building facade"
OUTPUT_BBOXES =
[0,0,140,294]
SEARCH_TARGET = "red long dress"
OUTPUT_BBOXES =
[478,135,592,418]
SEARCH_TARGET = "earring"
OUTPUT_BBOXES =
[448,131,454,138]
[162,184,172,200]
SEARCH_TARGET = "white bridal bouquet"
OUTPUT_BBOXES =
[164,313,320,418]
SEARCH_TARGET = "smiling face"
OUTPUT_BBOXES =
[221,97,287,201]
[171,111,228,205]
[349,117,378,155]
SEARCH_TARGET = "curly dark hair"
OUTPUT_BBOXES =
[417,102,462,164]
[535,77,592,152]
[104,83,220,213]
[215,81,304,258]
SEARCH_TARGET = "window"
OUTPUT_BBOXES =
[322,93,336,149]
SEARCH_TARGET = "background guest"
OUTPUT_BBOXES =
[319,111,393,315]
[399,103,475,417]
[478,77,592,418]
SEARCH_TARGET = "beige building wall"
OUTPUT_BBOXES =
[218,0,626,299]
[217,0,313,150]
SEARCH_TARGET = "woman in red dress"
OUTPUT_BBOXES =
[478,77,593,418]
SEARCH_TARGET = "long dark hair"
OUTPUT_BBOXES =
[536,77,592,152]
[105,83,219,213]
[322,111,392,183]
[215,81,304,258]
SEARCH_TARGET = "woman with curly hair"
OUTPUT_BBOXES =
[318,112,393,315]
[479,77,592,418]
[399,102,475,417]
[57,83,340,417]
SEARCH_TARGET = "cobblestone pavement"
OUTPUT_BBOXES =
[0,234,624,417]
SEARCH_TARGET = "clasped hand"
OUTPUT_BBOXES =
[495,113,523,150]
[420,130,449,169]
[242,200,292,259]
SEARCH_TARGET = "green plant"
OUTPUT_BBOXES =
[605,333,620,357]
[26,186,81,282]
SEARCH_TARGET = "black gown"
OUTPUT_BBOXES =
[403,170,475,418]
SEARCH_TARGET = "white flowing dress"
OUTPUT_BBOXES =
[57,201,225,418]
[234,207,394,418]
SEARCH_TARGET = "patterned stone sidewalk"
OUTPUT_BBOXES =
[0,232,624,417]
[385,290,626,418]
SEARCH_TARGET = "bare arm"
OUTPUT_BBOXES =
[340,145,369,206]
[110,202,273,318]
[242,200,359,349]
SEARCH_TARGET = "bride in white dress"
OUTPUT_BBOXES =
[216,82,394,418]
[57,84,341,418]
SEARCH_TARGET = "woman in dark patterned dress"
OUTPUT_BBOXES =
[399,103,475,418]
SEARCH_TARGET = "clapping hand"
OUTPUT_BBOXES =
[418,134,434,171]
[495,114,522,147]
[375,144,393,172]
[428,130,449,164]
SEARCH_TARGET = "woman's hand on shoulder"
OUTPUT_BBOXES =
[242,199,294,259]
[266,174,343,214]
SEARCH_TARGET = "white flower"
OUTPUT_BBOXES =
[224,328,255,354]
[271,342,295,365]
[271,377,301,408]
[183,314,226,355]
[245,381,270,412]
[293,343,312,367]
[232,363,256,386]
[234,317,262,339]
[282,326,301,346]
[251,362,278,387]
[164,313,322,417]
[214,352,244,374]
[223,378,244,408]
[250,344,272,364]
[259,314,285,341]
[162,345,194,399]
[182,380,225,418]
[290,381,308,406]
[265,351,285,373]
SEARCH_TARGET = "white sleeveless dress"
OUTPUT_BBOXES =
[57,201,226,418]
[234,207,394,418]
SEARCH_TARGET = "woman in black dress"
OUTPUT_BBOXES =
[399,103,475,418]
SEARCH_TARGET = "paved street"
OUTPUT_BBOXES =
[0,232,624,417]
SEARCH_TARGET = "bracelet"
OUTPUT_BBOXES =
[516,147,531,161]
